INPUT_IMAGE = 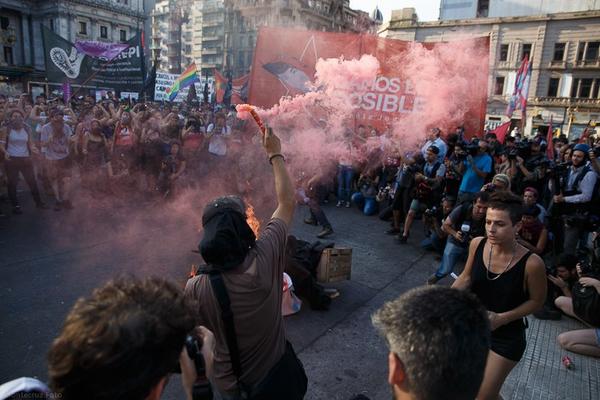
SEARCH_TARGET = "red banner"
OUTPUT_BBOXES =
[249,27,489,136]
[214,69,227,103]
[231,74,249,105]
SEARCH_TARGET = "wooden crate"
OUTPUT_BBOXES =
[317,248,352,283]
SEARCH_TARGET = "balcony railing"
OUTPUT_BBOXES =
[533,97,600,108]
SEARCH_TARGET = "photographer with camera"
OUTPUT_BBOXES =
[421,196,455,254]
[386,153,418,236]
[185,127,307,400]
[397,145,445,244]
[550,143,598,254]
[534,253,579,320]
[513,138,548,195]
[427,191,490,285]
[456,139,492,205]
[555,259,600,358]
[444,141,465,199]
[48,277,210,400]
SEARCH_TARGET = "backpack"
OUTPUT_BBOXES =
[572,278,600,327]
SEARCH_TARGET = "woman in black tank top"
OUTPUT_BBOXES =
[452,192,546,400]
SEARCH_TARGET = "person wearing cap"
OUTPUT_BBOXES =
[420,127,447,162]
[398,145,445,244]
[514,137,548,195]
[551,143,598,254]
[40,107,75,210]
[185,127,307,399]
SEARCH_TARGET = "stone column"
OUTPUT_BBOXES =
[21,12,32,66]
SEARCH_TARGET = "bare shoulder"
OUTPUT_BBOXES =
[525,252,546,274]
[469,236,485,252]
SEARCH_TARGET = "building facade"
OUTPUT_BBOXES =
[0,0,145,95]
[222,0,378,78]
[149,0,379,81]
[440,0,600,20]
[385,8,600,139]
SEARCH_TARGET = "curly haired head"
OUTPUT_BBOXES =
[48,277,196,400]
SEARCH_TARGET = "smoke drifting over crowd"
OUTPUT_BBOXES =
[31,34,488,275]
[253,38,488,175]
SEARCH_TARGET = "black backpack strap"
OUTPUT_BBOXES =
[206,271,250,398]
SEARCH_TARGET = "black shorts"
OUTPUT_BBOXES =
[491,328,526,362]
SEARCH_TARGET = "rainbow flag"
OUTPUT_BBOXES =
[166,64,199,101]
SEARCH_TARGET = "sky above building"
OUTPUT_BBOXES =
[350,0,441,23]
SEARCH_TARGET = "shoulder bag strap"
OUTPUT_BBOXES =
[207,271,249,398]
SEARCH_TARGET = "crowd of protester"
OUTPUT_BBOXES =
[0,92,250,216]
[1,90,600,400]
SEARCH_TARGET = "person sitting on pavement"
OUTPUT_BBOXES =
[534,253,579,320]
[47,277,204,400]
[556,262,600,358]
[351,172,379,216]
[371,286,490,400]
[185,127,308,400]
[427,191,490,285]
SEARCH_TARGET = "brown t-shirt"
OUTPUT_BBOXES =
[185,218,288,394]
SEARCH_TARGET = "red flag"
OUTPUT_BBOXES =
[579,121,592,144]
[214,69,227,103]
[546,116,554,160]
[231,74,249,104]
[491,121,511,144]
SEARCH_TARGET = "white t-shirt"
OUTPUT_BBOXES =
[6,128,30,157]
[206,124,231,156]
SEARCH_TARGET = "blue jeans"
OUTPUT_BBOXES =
[435,240,467,278]
[351,192,378,216]
[420,231,445,254]
[337,165,354,203]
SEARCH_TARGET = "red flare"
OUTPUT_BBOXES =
[236,104,266,135]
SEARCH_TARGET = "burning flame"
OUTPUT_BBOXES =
[246,203,261,237]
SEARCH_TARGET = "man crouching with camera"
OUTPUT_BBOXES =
[48,277,212,400]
